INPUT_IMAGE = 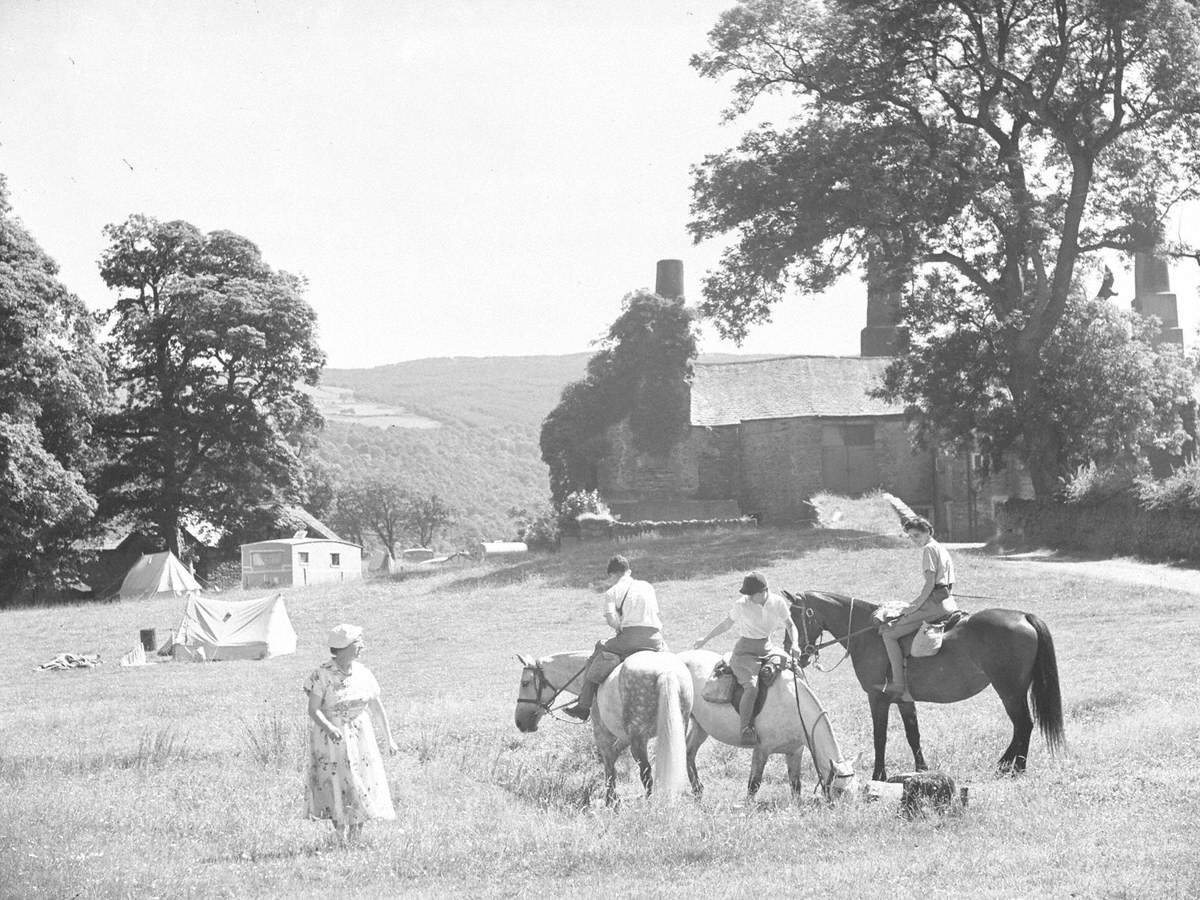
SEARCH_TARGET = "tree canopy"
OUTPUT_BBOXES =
[97,215,325,555]
[540,289,697,505]
[0,175,107,604]
[690,0,1200,492]
[878,276,1198,482]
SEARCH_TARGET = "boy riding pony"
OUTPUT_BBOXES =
[563,555,665,722]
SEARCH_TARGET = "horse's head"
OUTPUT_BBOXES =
[787,590,831,658]
[514,653,556,733]
[822,758,859,801]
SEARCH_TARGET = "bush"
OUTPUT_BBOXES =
[509,504,560,551]
[1137,457,1200,512]
[558,490,610,523]
[1060,461,1143,505]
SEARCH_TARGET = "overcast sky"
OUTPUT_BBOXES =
[2,0,1197,369]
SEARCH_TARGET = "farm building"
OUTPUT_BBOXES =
[596,253,1189,539]
[593,260,1032,540]
[240,538,363,589]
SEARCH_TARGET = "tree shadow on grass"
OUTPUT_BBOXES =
[439,527,905,594]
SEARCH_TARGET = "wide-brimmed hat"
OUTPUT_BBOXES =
[327,623,363,649]
[739,572,768,595]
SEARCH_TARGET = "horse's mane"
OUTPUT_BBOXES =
[790,589,881,614]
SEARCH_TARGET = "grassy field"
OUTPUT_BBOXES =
[2,525,1199,899]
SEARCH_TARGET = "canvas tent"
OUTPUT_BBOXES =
[167,593,296,661]
[118,551,201,601]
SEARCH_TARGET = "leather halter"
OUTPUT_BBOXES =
[516,660,587,717]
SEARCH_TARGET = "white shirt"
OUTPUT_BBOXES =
[728,591,792,640]
[922,540,955,586]
[604,574,662,630]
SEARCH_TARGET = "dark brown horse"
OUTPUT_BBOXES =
[787,590,1065,781]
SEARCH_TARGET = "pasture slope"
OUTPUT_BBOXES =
[1,528,1199,899]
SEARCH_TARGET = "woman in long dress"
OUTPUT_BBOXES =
[304,623,398,842]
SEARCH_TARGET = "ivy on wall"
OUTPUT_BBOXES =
[540,290,697,506]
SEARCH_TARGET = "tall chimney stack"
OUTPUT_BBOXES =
[861,252,904,356]
[655,259,685,301]
[1133,249,1183,345]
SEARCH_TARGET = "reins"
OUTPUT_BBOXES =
[517,660,590,725]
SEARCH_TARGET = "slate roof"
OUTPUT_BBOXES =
[281,505,341,541]
[689,355,900,426]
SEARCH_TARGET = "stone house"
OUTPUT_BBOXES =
[595,260,1031,540]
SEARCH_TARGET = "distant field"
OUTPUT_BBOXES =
[2,527,1198,898]
[301,384,442,430]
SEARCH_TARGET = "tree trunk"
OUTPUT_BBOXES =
[158,512,182,558]
[1011,362,1064,500]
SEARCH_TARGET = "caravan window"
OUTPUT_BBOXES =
[330,553,341,567]
[298,552,309,564]
[250,551,285,568]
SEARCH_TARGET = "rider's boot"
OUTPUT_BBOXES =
[562,681,596,721]
[562,644,607,721]
[879,639,914,702]
[738,683,759,745]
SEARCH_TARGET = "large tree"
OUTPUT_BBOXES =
[98,215,325,555]
[689,0,1200,494]
[879,278,1197,480]
[0,175,107,604]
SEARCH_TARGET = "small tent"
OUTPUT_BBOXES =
[118,551,201,601]
[167,593,296,661]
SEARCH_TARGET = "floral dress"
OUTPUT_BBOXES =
[303,660,396,825]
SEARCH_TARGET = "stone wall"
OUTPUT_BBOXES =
[596,419,700,502]
[695,425,740,500]
[736,418,822,523]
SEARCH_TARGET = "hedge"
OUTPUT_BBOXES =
[998,497,1200,561]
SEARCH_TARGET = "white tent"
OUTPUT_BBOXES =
[118,551,201,600]
[168,593,296,661]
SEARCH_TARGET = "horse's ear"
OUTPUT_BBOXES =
[515,653,533,667]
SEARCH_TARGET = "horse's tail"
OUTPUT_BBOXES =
[653,666,688,800]
[1026,613,1066,753]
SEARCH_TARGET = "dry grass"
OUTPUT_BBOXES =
[2,526,1199,898]
[810,489,904,535]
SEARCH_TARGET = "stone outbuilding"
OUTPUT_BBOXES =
[595,260,1031,540]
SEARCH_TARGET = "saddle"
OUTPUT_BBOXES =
[701,653,792,720]
[906,610,969,658]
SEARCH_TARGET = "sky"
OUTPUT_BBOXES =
[1,0,1198,369]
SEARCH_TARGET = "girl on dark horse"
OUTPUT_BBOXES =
[789,580,1065,781]
[878,516,960,701]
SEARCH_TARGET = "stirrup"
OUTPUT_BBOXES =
[562,703,590,721]
[878,681,914,703]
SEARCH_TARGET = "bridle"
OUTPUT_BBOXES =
[516,660,589,722]
[790,591,860,673]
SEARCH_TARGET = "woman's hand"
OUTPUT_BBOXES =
[326,726,342,744]
[388,739,399,756]
[692,638,706,649]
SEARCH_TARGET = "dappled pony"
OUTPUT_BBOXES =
[514,649,692,805]
[678,649,857,802]
[788,590,1065,781]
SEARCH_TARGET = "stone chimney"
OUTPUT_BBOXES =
[655,259,685,301]
[861,253,904,356]
[1132,249,1183,345]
